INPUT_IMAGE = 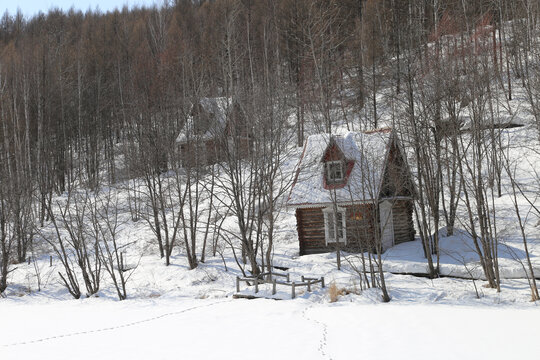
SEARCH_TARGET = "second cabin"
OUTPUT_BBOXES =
[176,98,253,167]
[287,129,415,255]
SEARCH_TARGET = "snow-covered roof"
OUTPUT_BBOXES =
[287,130,393,207]
[176,97,229,143]
[459,115,523,132]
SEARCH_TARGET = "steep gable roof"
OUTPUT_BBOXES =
[320,137,345,162]
[287,130,394,208]
[176,97,228,143]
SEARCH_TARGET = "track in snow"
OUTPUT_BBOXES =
[1,299,233,348]
[302,304,333,360]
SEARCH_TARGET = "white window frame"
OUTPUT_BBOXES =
[323,206,347,245]
[325,160,344,183]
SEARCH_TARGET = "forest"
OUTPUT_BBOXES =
[1,0,540,304]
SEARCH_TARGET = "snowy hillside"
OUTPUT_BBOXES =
[2,123,540,359]
[3,2,540,359]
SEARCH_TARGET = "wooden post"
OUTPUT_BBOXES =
[255,279,259,293]
[292,282,296,299]
[236,276,240,293]
[50,256,52,267]
[272,279,276,295]
[321,277,325,288]
[307,280,311,292]
[301,275,305,282]
[286,273,290,282]
[28,257,31,265]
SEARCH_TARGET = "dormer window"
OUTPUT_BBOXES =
[326,160,344,184]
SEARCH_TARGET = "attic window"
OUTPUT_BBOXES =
[325,161,344,184]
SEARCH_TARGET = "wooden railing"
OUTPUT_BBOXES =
[236,272,325,299]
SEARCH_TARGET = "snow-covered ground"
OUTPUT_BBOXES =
[2,217,540,359]
[2,285,539,360]
[3,96,540,358]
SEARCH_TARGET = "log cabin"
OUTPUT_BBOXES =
[176,98,252,167]
[287,129,415,255]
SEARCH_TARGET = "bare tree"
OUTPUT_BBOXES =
[91,190,138,301]
[0,186,14,294]
[501,143,540,300]
[42,190,101,298]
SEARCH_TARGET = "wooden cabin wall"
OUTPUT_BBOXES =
[345,204,376,251]
[296,207,326,255]
[380,141,414,198]
[296,205,375,255]
[296,200,413,255]
[204,139,222,164]
[179,138,226,167]
[392,199,415,244]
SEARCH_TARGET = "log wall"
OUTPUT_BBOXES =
[179,137,252,168]
[391,199,415,244]
[297,205,376,255]
[296,200,414,255]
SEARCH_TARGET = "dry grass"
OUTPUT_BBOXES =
[328,282,347,303]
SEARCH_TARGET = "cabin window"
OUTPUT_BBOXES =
[323,207,346,244]
[325,161,344,184]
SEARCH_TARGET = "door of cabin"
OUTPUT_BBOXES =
[379,201,394,251]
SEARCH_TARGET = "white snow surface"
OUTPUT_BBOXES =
[3,105,540,358]
[287,130,392,207]
[2,192,540,359]
[2,295,539,360]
